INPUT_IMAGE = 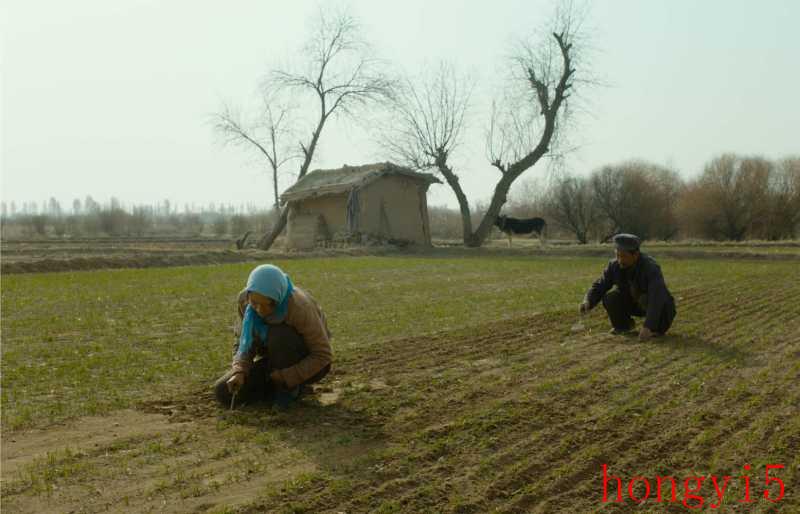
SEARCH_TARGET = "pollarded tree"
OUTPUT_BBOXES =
[378,61,475,241]
[379,3,584,247]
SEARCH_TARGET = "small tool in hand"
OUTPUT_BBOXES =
[230,390,238,411]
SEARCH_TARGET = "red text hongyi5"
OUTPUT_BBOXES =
[601,464,785,509]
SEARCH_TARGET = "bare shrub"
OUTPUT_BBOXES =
[212,217,229,237]
[591,161,681,241]
[128,207,153,236]
[97,208,129,236]
[544,174,599,243]
[678,154,774,241]
[766,156,800,239]
[179,214,204,237]
[231,215,250,237]
[428,206,464,240]
[31,215,49,236]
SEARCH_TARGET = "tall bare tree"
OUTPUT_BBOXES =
[698,154,771,241]
[546,174,598,243]
[255,7,393,250]
[768,156,800,239]
[379,61,475,241]
[591,161,682,241]
[214,94,297,211]
[380,4,583,247]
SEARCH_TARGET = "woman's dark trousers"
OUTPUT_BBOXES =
[214,323,330,407]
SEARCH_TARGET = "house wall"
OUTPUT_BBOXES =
[359,176,431,244]
[286,195,348,249]
[292,195,348,232]
[286,213,320,250]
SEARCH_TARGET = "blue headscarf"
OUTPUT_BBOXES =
[236,264,294,358]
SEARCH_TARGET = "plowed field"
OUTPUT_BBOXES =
[2,256,798,513]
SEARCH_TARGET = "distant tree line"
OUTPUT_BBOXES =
[434,153,800,242]
[3,154,797,243]
[0,197,278,239]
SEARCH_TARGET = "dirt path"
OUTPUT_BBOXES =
[1,379,375,514]
[2,410,192,478]
[2,416,311,513]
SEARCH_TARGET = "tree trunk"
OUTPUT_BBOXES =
[257,207,289,250]
[466,174,515,247]
[257,113,327,251]
[272,166,280,211]
[435,158,473,245]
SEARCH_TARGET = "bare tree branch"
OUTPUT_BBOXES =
[255,6,394,250]
[375,61,475,242]
[375,2,589,248]
[213,93,299,211]
[466,2,587,246]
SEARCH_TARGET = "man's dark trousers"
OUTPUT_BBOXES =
[602,289,676,334]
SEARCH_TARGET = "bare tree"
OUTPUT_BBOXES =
[591,161,682,241]
[590,164,631,239]
[700,154,770,241]
[380,4,582,247]
[379,61,475,241]
[545,174,598,243]
[647,164,683,241]
[677,154,778,241]
[768,156,800,239]
[255,6,393,250]
[214,94,297,211]
[506,176,549,218]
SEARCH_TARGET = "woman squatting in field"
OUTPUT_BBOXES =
[214,264,333,410]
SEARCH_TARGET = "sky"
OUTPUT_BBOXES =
[2,0,798,212]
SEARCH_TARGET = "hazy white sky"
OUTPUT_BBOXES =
[2,0,798,211]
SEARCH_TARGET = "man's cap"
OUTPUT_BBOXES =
[613,233,640,252]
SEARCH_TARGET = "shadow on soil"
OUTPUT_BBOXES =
[621,332,755,365]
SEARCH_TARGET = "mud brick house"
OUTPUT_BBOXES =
[280,162,441,250]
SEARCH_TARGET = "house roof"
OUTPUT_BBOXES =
[280,162,441,204]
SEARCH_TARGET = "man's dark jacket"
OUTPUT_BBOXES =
[585,253,675,331]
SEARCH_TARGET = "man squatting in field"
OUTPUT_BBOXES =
[580,234,677,340]
[214,264,333,409]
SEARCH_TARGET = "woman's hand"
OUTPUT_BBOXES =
[226,371,245,393]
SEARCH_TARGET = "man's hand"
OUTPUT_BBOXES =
[226,371,245,394]
[639,326,653,341]
[579,301,590,316]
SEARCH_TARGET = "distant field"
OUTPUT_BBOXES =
[1,255,799,512]
[2,236,799,274]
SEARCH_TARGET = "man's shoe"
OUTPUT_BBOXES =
[609,324,636,335]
